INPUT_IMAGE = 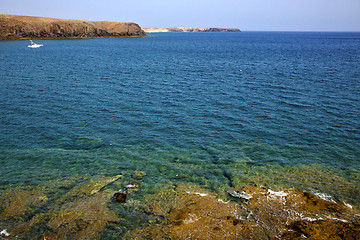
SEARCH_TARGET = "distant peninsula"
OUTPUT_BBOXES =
[142,27,241,33]
[0,14,147,40]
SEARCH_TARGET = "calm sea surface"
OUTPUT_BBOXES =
[0,32,359,205]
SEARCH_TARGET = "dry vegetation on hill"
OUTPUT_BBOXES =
[0,14,146,40]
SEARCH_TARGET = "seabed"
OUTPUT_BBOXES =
[0,141,359,239]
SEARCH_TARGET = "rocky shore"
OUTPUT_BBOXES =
[142,27,241,33]
[0,174,359,239]
[0,14,146,40]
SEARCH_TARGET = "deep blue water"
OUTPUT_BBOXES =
[0,32,360,204]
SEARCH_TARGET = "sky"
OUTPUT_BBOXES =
[1,0,360,31]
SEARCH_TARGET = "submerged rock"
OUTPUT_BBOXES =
[47,191,121,239]
[125,182,141,193]
[2,175,123,239]
[76,136,103,144]
[75,136,104,149]
[113,192,127,203]
[132,171,146,179]
[56,175,122,203]
[47,175,123,239]
[0,189,47,220]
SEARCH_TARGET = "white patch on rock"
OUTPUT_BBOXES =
[267,189,288,204]
[313,192,336,203]
[246,210,253,219]
[183,214,199,224]
[303,216,323,222]
[218,199,229,204]
[186,191,208,197]
[343,202,353,209]
[228,190,252,200]
[267,189,288,197]
[326,216,349,223]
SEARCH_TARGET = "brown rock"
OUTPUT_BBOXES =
[233,185,359,239]
[125,184,267,239]
[41,232,60,240]
[125,184,360,239]
[285,220,360,240]
[114,192,127,202]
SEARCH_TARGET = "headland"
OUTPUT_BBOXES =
[0,14,146,40]
[142,27,240,33]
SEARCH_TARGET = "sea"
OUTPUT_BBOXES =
[0,32,359,211]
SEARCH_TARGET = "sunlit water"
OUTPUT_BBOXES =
[0,32,359,208]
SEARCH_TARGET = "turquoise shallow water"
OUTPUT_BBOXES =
[0,32,360,207]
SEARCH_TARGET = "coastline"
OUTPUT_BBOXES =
[0,35,149,41]
[1,168,359,239]
[142,27,241,33]
[0,14,147,40]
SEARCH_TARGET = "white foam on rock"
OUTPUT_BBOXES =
[266,189,288,204]
[218,199,229,204]
[303,216,323,222]
[343,202,353,209]
[228,191,252,200]
[267,189,288,197]
[326,216,349,223]
[186,191,208,197]
[313,192,337,203]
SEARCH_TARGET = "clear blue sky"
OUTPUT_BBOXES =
[1,0,360,31]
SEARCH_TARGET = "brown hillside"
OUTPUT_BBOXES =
[0,14,146,40]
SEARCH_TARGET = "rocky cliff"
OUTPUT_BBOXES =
[0,14,146,40]
[142,27,240,33]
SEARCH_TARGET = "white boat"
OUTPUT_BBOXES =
[27,40,43,48]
